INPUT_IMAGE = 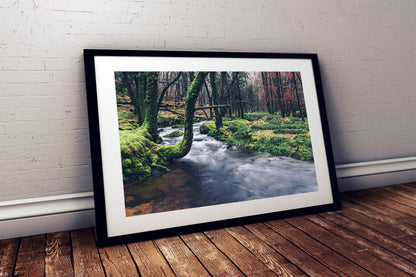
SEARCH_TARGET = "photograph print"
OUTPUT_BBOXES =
[116,71,318,216]
[84,50,339,245]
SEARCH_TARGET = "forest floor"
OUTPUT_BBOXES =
[199,112,312,161]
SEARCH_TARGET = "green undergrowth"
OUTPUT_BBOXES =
[200,113,313,161]
[117,102,203,181]
[119,128,169,182]
[117,104,140,130]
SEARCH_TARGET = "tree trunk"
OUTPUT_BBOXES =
[229,73,237,117]
[268,72,276,114]
[235,72,244,118]
[157,72,182,113]
[137,73,146,123]
[142,72,159,142]
[209,72,223,130]
[122,72,145,125]
[293,72,305,120]
[158,72,208,161]
[274,72,285,117]
[204,81,213,119]
[261,72,272,114]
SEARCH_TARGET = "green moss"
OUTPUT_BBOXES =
[171,124,184,129]
[117,104,140,130]
[164,130,183,137]
[199,121,229,140]
[158,114,183,127]
[199,121,215,134]
[203,112,313,161]
[119,128,168,181]
[158,72,208,162]
[142,72,159,142]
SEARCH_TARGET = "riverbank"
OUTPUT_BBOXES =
[200,112,313,161]
[118,105,313,181]
[124,121,318,216]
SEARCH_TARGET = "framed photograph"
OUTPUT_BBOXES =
[84,50,340,246]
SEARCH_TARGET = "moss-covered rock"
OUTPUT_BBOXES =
[164,130,183,137]
[119,127,168,181]
[199,121,215,134]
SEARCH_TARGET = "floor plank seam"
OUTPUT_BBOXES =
[202,230,247,276]
[2,182,416,277]
[11,237,21,277]
[283,217,372,276]
[315,212,416,276]
[262,221,340,276]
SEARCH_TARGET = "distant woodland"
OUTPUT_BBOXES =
[115,71,306,123]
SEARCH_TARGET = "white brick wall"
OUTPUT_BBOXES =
[1,0,415,201]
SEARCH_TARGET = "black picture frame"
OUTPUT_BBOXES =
[84,49,340,247]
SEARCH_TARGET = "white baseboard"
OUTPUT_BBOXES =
[0,192,94,221]
[0,157,415,240]
[337,169,416,192]
[0,192,95,239]
[335,156,416,179]
[0,210,95,240]
[335,156,416,192]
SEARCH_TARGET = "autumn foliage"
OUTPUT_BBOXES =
[260,72,305,119]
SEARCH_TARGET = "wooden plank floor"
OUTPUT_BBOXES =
[1,182,416,276]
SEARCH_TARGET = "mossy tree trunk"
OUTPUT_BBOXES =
[158,72,208,161]
[121,72,146,125]
[136,73,146,123]
[209,72,222,130]
[220,72,227,116]
[141,72,160,143]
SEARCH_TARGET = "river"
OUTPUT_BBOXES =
[124,122,318,216]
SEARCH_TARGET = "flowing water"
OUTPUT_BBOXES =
[124,122,318,216]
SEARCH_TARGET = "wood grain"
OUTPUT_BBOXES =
[342,197,416,235]
[181,232,244,276]
[342,193,416,227]
[245,222,338,276]
[321,211,416,263]
[267,219,373,276]
[382,184,416,199]
[1,183,416,277]
[338,207,416,245]
[306,214,416,276]
[287,215,412,276]
[13,235,46,277]
[155,236,210,276]
[344,190,416,222]
[374,187,416,209]
[98,244,139,277]
[205,228,292,276]
[128,240,175,277]
[0,238,19,277]
[225,225,305,276]
[71,228,105,276]
[45,232,73,277]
